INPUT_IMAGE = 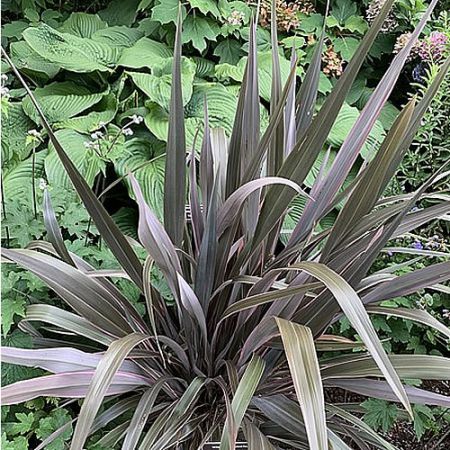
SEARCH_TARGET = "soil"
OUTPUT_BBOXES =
[325,381,450,450]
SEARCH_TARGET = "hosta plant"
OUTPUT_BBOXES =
[2,1,450,449]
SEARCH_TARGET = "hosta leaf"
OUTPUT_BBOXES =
[2,149,47,203]
[327,103,385,159]
[22,81,107,124]
[23,23,119,73]
[215,51,291,101]
[10,41,60,78]
[182,15,220,53]
[118,37,172,69]
[128,57,196,109]
[91,26,144,48]
[55,94,118,133]
[45,129,103,190]
[186,83,238,135]
[115,138,166,220]
[1,103,34,164]
[58,12,108,38]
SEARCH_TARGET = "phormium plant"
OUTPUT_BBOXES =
[1,0,450,449]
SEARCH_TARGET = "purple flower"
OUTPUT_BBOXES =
[412,241,424,250]
[417,31,448,62]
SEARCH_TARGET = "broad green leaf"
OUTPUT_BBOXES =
[22,81,107,124]
[23,23,119,73]
[55,94,118,133]
[91,26,144,48]
[182,15,220,52]
[1,103,34,164]
[276,318,328,450]
[58,12,108,38]
[128,57,196,109]
[2,149,47,203]
[98,0,140,26]
[188,0,220,17]
[215,51,291,102]
[115,138,165,220]
[10,41,60,78]
[327,103,385,159]
[213,38,243,64]
[45,129,103,190]
[151,0,187,24]
[118,37,172,69]
[333,36,360,60]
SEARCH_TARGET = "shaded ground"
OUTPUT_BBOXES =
[325,381,450,450]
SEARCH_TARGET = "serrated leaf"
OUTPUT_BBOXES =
[1,298,26,337]
[12,412,34,435]
[188,0,220,17]
[151,0,187,24]
[22,81,107,124]
[213,38,243,64]
[1,103,34,164]
[182,16,220,53]
[362,399,398,433]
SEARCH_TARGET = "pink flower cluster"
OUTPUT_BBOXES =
[416,31,449,62]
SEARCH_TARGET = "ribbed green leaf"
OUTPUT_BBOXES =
[45,129,103,190]
[23,23,119,72]
[118,37,172,69]
[58,12,108,38]
[128,57,195,110]
[22,81,106,124]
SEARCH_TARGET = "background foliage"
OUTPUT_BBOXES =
[1,0,449,448]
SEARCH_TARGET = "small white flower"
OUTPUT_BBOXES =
[131,114,144,124]
[1,73,8,82]
[227,10,245,26]
[91,131,104,140]
[27,129,42,138]
[39,178,47,190]
[84,141,93,148]
[122,127,134,136]
[1,86,10,97]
